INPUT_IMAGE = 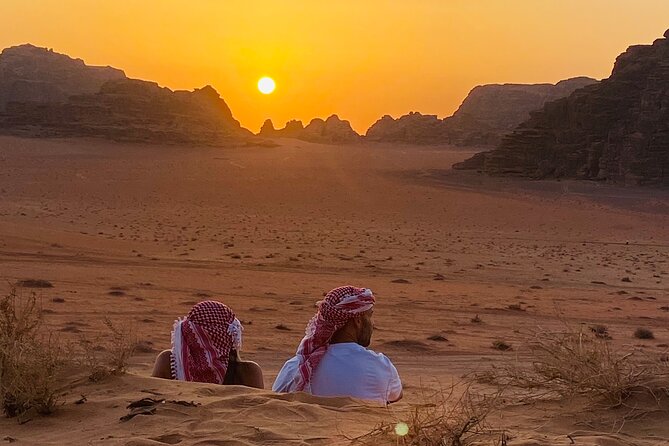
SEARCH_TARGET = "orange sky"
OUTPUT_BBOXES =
[1,1,668,133]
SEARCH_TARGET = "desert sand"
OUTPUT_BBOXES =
[0,135,668,445]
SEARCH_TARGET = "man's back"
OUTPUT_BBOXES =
[273,342,402,404]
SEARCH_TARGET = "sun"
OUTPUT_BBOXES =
[258,77,276,94]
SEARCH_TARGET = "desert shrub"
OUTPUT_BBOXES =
[1,336,63,417]
[0,287,64,418]
[481,325,658,406]
[77,317,136,381]
[634,328,654,340]
[104,317,136,373]
[589,324,611,340]
[352,384,503,446]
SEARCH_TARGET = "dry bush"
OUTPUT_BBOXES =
[479,325,664,407]
[351,384,504,446]
[103,317,136,373]
[77,317,137,381]
[633,328,654,340]
[0,287,64,418]
[2,336,63,417]
[589,324,611,340]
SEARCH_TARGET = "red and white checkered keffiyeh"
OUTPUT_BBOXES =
[170,301,243,384]
[282,286,375,392]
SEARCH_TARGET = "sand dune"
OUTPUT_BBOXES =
[0,136,667,444]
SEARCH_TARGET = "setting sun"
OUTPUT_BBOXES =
[258,76,276,95]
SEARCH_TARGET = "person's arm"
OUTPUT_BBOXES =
[388,389,403,403]
[151,350,173,379]
[240,361,265,389]
[384,357,403,403]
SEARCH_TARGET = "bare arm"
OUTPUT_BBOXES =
[239,361,265,389]
[151,350,173,379]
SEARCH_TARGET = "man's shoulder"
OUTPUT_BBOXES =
[331,343,396,367]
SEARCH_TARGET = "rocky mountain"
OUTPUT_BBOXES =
[0,44,250,145]
[258,115,360,144]
[454,29,669,186]
[0,44,125,112]
[366,77,597,147]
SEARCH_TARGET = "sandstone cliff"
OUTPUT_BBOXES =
[453,29,669,186]
[0,44,125,112]
[0,44,250,145]
[366,77,597,147]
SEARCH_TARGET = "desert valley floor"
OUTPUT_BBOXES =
[0,136,668,445]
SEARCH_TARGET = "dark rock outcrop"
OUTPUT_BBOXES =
[366,112,447,144]
[443,77,598,146]
[259,119,276,136]
[0,44,125,112]
[454,30,669,186]
[282,119,306,137]
[302,115,360,143]
[0,44,250,145]
[257,115,360,144]
[258,119,305,138]
[366,77,597,147]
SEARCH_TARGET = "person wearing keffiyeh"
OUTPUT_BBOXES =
[151,301,264,388]
[272,286,403,404]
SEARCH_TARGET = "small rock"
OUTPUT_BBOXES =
[427,334,448,342]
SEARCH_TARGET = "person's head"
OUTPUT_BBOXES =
[171,301,243,384]
[314,285,375,341]
[331,307,374,347]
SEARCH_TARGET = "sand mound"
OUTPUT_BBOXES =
[2,372,389,445]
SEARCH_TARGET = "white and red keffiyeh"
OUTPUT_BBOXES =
[282,286,375,392]
[170,301,243,384]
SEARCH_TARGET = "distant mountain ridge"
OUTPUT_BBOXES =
[453,29,669,186]
[0,44,250,145]
[259,115,360,144]
[365,77,598,147]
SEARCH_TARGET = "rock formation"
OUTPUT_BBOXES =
[257,115,360,144]
[366,112,447,144]
[444,77,598,146]
[259,119,276,136]
[301,115,360,143]
[366,77,597,147]
[258,119,305,138]
[0,44,250,145]
[0,44,126,112]
[454,29,669,186]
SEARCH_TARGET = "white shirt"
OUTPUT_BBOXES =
[272,343,403,404]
